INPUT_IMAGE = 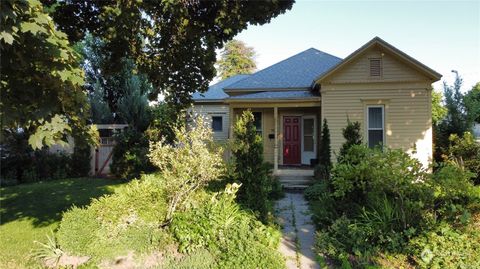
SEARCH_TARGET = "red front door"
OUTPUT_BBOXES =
[283,116,301,165]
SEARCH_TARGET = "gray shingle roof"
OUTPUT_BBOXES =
[224,48,342,90]
[192,74,250,101]
[228,90,319,100]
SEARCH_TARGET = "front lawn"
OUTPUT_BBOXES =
[0,178,126,269]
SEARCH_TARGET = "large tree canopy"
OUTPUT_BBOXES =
[43,0,294,107]
[217,39,257,80]
[2,0,294,148]
[1,0,92,149]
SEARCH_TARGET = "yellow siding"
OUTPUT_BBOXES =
[191,104,230,141]
[232,107,320,165]
[327,46,429,84]
[322,83,433,167]
[233,108,276,163]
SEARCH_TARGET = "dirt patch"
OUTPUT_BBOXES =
[44,254,90,269]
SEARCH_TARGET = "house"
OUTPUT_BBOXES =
[192,37,442,175]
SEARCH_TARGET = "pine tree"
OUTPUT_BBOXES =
[318,118,332,169]
[217,40,256,80]
[232,110,270,222]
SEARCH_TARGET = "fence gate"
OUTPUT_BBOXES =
[89,124,128,177]
[94,137,115,176]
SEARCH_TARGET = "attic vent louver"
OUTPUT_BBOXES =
[369,58,382,77]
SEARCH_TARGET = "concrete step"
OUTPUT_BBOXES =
[279,179,313,185]
[282,184,311,191]
[278,175,314,191]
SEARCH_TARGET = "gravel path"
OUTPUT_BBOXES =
[276,192,319,269]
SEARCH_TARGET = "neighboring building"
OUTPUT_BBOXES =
[192,37,441,174]
[473,123,480,143]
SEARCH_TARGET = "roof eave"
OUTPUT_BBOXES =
[192,99,226,103]
[225,97,321,103]
[224,87,312,92]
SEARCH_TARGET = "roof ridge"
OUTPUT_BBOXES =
[307,47,343,61]
[239,48,339,79]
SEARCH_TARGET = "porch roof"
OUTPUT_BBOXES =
[226,90,319,101]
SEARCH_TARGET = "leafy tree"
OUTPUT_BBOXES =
[146,102,184,144]
[1,0,92,148]
[432,90,447,125]
[464,82,480,125]
[232,110,271,222]
[435,72,469,161]
[440,72,468,135]
[339,120,362,159]
[78,34,153,125]
[42,0,294,108]
[217,39,256,80]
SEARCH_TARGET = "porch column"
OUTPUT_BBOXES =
[274,106,279,174]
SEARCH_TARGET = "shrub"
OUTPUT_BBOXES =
[57,174,173,260]
[305,181,339,227]
[1,130,91,185]
[444,132,480,184]
[231,110,272,222]
[110,129,155,180]
[311,142,480,267]
[148,116,225,223]
[409,222,480,269]
[432,163,479,222]
[338,120,362,160]
[171,183,284,269]
[332,145,432,227]
[69,135,92,177]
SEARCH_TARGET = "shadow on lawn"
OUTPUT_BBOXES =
[0,178,126,227]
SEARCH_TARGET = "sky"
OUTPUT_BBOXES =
[232,0,480,91]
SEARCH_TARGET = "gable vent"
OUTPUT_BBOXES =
[369,58,382,77]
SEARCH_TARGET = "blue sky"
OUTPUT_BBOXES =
[233,0,479,91]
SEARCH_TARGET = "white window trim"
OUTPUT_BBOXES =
[301,115,316,153]
[367,105,385,147]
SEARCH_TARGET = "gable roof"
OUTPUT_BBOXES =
[192,74,250,101]
[313,37,442,85]
[224,48,342,90]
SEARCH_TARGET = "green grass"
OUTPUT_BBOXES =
[0,178,126,269]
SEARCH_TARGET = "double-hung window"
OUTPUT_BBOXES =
[252,112,262,136]
[367,106,384,148]
[211,116,223,132]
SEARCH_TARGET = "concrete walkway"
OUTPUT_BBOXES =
[276,192,319,269]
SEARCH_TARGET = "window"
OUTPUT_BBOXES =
[211,116,223,132]
[367,106,384,148]
[369,58,382,77]
[303,118,314,152]
[252,112,262,136]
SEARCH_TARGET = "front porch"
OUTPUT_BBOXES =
[226,99,321,179]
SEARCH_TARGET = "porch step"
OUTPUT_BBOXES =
[278,175,314,190]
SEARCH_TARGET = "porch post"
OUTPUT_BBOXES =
[274,106,279,174]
